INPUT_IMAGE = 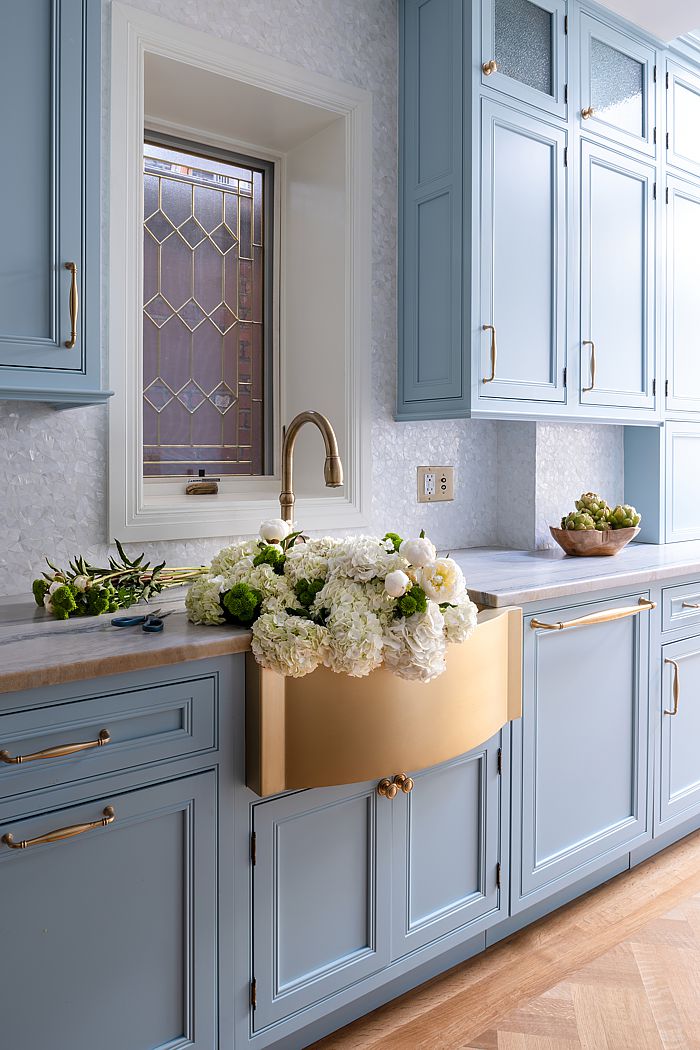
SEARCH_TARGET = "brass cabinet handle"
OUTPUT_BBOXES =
[581,106,595,119]
[531,597,656,632]
[582,339,596,392]
[377,777,398,800]
[482,59,498,75]
[0,728,110,766]
[64,261,78,348]
[682,602,700,610]
[482,324,497,383]
[2,805,116,851]
[393,773,414,794]
[664,658,680,716]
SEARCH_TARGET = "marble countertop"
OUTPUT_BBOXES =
[5,539,700,694]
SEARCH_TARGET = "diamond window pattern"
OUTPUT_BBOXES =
[143,142,267,477]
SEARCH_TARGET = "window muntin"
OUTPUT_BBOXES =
[142,141,271,478]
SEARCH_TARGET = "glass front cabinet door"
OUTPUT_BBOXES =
[481,0,568,119]
[666,176,700,416]
[667,61,700,179]
[579,14,657,156]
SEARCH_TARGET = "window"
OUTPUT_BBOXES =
[142,139,273,479]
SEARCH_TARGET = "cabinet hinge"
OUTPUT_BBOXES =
[496,863,501,889]
[564,14,568,34]
[666,185,670,204]
[250,979,257,1010]
[250,831,257,866]
[564,146,568,167]
[652,378,656,396]
[666,70,670,89]
[666,379,670,397]
[497,747,503,775]
[564,83,568,104]
[653,64,657,83]
[653,182,657,200]
[653,126,657,145]
[563,366,567,388]
[666,131,670,149]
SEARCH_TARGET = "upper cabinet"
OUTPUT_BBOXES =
[579,14,657,156]
[666,176,700,416]
[666,61,700,178]
[480,0,568,119]
[0,0,108,406]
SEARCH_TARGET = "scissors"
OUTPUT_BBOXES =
[110,609,173,633]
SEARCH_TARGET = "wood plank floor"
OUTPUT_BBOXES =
[313,830,700,1049]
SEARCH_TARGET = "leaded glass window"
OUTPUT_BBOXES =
[142,140,272,478]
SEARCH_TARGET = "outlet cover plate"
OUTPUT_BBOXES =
[417,465,454,503]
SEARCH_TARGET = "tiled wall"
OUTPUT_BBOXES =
[0,0,623,593]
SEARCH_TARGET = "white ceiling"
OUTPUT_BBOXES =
[593,0,700,43]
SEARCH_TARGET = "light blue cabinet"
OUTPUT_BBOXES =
[665,176,700,416]
[658,636,700,834]
[625,422,700,543]
[513,592,651,912]
[666,60,700,179]
[579,140,656,413]
[0,0,107,406]
[480,0,568,119]
[0,772,218,1050]
[479,100,567,403]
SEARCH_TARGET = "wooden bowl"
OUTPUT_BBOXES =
[549,525,640,557]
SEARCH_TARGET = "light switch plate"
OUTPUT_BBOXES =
[417,466,454,503]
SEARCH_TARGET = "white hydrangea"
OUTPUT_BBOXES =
[382,600,448,682]
[220,561,294,611]
[323,599,385,678]
[210,539,259,576]
[283,543,333,586]
[313,576,395,620]
[185,575,226,625]
[251,611,329,678]
[442,594,478,645]
[327,536,403,582]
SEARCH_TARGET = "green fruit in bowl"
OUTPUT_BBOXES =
[609,504,641,529]
[561,511,597,531]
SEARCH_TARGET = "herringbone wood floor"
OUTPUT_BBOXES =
[314,830,700,1049]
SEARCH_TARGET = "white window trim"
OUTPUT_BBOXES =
[109,2,372,541]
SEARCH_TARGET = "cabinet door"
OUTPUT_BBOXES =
[667,61,700,179]
[666,177,700,415]
[0,0,103,402]
[579,15,656,157]
[514,593,651,911]
[0,773,217,1050]
[391,740,503,958]
[481,0,567,119]
[579,140,656,412]
[479,101,566,403]
[659,638,700,832]
[251,781,392,1031]
[665,423,700,543]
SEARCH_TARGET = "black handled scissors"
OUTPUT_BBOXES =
[110,609,173,633]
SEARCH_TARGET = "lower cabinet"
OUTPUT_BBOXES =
[513,593,652,912]
[658,635,700,833]
[0,772,217,1050]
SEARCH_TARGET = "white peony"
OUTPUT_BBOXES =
[420,558,466,604]
[259,518,291,544]
[185,576,226,625]
[72,575,89,592]
[442,594,478,645]
[399,537,437,568]
[384,569,411,598]
[251,611,328,677]
[383,601,448,682]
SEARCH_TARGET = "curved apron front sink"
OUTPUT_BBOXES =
[246,606,522,796]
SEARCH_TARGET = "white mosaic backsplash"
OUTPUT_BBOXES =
[0,0,623,593]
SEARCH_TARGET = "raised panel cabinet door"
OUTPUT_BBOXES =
[391,740,503,958]
[666,177,700,415]
[0,0,103,402]
[514,593,651,911]
[480,0,568,119]
[479,101,566,403]
[398,0,467,420]
[251,781,392,1031]
[579,140,656,412]
[659,638,700,832]
[579,14,657,157]
[667,61,700,179]
[665,423,700,543]
[0,773,217,1050]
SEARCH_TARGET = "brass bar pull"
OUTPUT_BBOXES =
[664,658,680,716]
[482,59,498,75]
[682,602,700,610]
[64,261,78,348]
[582,339,596,392]
[377,777,398,800]
[0,729,110,766]
[531,597,656,632]
[393,773,414,794]
[581,106,595,119]
[482,324,497,383]
[2,805,116,851]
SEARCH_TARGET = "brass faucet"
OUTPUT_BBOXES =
[279,411,344,523]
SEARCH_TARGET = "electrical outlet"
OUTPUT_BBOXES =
[417,466,454,503]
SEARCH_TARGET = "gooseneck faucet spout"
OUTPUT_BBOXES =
[279,411,344,523]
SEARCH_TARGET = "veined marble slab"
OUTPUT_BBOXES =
[450,541,700,607]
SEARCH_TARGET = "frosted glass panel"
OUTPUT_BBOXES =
[591,37,644,137]
[495,0,554,97]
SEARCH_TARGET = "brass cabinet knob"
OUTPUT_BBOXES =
[377,777,398,800]
[581,106,595,119]
[393,773,414,794]
[482,59,498,75]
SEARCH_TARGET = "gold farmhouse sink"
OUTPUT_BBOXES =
[245,605,522,797]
